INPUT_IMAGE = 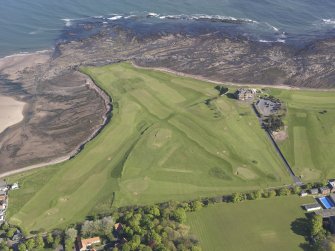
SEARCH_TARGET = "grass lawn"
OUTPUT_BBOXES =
[7,63,290,231]
[188,195,314,251]
[270,89,335,182]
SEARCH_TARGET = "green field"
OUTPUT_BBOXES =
[7,63,290,231]
[271,89,335,181]
[188,195,314,251]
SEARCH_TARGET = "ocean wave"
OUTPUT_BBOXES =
[322,18,335,25]
[2,50,51,60]
[157,14,257,24]
[258,38,285,43]
[147,12,159,18]
[265,22,279,32]
[61,18,73,27]
[107,15,123,21]
[87,12,258,25]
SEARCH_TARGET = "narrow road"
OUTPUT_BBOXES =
[251,104,302,186]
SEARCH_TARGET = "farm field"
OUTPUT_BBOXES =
[272,89,335,181]
[188,195,314,251]
[7,63,290,231]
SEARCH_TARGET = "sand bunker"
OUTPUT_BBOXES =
[0,96,25,134]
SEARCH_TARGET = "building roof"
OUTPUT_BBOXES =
[114,223,123,231]
[303,203,322,210]
[316,208,335,218]
[320,186,330,191]
[0,180,6,188]
[309,188,319,194]
[79,237,101,249]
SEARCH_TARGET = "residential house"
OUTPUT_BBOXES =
[319,186,331,195]
[330,194,335,205]
[329,180,335,193]
[234,88,255,101]
[77,236,101,251]
[114,223,123,232]
[0,180,8,192]
[300,191,308,197]
[309,188,319,195]
[0,191,7,201]
[303,203,322,212]
[11,183,19,190]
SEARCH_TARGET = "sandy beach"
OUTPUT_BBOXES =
[0,96,25,134]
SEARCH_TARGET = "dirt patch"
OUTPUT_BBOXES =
[272,126,288,141]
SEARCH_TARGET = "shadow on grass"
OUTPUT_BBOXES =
[291,217,309,236]
[291,216,314,251]
[226,93,236,99]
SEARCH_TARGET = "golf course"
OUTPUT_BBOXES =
[7,63,291,231]
[188,195,314,251]
[272,89,335,181]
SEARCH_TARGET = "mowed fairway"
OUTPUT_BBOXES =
[273,89,335,181]
[188,196,314,251]
[7,63,290,231]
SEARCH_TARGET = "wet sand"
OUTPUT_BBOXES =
[0,96,25,134]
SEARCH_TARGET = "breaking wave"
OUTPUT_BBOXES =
[322,18,335,25]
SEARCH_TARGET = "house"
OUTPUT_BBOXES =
[77,236,101,251]
[11,183,19,190]
[309,188,319,195]
[319,186,331,195]
[0,180,8,192]
[303,203,322,212]
[0,191,7,201]
[234,88,255,101]
[329,194,335,204]
[329,180,335,193]
[114,223,123,232]
[300,191,308,197]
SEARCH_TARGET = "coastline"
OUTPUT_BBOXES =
[0,70,112,178]
[131,62,335,92]
[0,96,26,135]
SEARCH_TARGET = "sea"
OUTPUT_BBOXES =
[0,0,335,58]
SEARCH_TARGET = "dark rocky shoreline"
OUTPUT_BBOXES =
[0,20,334,173]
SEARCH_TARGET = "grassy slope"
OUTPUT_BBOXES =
[7,63,290,231]
[272,89,335,181]
[188,196,314,251]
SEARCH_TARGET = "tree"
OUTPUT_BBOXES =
[292,186,301,195]
[25,238,35,250]
[310,214,323,236]
[231,192,244,203]
[0,241,9,251]
[277,187,291,196]
[265,189,276,198]
[1,222,9,231]
[65,238,74,251]
[172,208,186,223]
[149,231,162,245]
[46,232,54,247]
[6,228,16,239]
[190,201,203,211]
[53,235,61,248]
[35,233,45,249]
[122,243,131,251]
[18,243,26,251]
[65,228,77,241]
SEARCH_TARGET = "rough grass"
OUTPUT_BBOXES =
[7,63,290,231]
[272,89,335,181]
[188,196,314,251]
